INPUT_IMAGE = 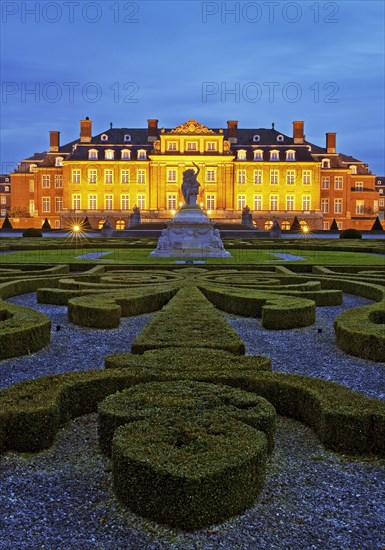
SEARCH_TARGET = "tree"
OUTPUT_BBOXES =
[290,216,301,231]
[42,218,51,230]
[330,218,339,231]
[1,215,13,229]
[371,216,384,231]
[81,216,92,230]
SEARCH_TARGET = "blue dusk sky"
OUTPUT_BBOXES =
[1,0,384,175]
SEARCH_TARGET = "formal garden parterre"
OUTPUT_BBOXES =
[0,238,384,534]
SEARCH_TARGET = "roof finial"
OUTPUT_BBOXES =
[110,122,113,129]
[272,122,275,130]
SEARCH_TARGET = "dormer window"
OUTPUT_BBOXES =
[237,149,247,161]
[276,135,284,142]
[322,158,331,169]
[30,164,37,172]
[253,149,263,161]
[350,165,357,174]
[137,149,147,160]
[4,186,9,192]
[186,142,197,151]
[285,150,295,161]
[88,149,98,160]
[253,135,260,142]
[55,156,63,167]
[101,134,109,142]
[105,150,114,160]
[168,142,177,151]
[124,134,131,142]
[121,149,131,160]
[270,150,279,161]
[206,142,217,151]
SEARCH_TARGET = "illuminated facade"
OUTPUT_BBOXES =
[10,118,380,230]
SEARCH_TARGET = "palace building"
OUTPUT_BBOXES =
[9,118,381,230]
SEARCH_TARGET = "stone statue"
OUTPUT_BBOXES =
[181,162,200,206]
[101,216,113,237]
[157,229,170,250]
[241,205,253,227]
[130,205,141,226]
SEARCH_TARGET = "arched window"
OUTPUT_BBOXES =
[281,220,291,230]
[253,149,263,161]
[285,150,295,161]
[322,158,330,168]
[350,165,357,174]
[264,220,273,230]
[270,150,279,161]
[116,219,125,230]
[137,149,147,160]
[121,149,131,160]
[98,219,105,229]
[105,150,114,160]
[30,164,37,172]
[88,149,98,160]
[237,149,247,161]
[300,220,309,230]
[55,156,63,167]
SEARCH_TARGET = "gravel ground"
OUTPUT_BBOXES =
[1,293,385,549]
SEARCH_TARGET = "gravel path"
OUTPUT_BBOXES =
[1,292,385,548]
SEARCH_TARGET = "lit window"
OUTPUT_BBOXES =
[1,196,6,204]
[167,194,177,210]
[72,195,81,210]
[286,195,294,211]
[270,195,278,211]
[207,142,217,151]
[281,220,291,230]
[302,195,311,211]
[88,169,97,184]
[254,195,262,211]
[237,170,246,184]
[105,195,113,210]
[355,182,363,191]
[167,169,177,183]
[303,171,311,184]
[270,150,279,161]
[105,170,113,184]
[350,165,357,174]
[42,197,50,212]
[206,169,216,182]
[206,194,215,210]
[286,150,295,161]
[168,142,177,151]
[55,157,63,167]
[137,170,146,184]
[300,220,308,230]
[121,149,131,160]
[124,134,131,142]
[264,220,273,230]
[121,170,130,184]
[237,194,246,210]
[137,149,147,160]
[374,200,378,212]
[321,198,329,214]
[29,200,35,215]
[355,200,364,215]
[237,149,247,160]
[137,195,146,209]
[334,176,343,190]
[30,164,37,172]
[88,149,98,160]
[276,135,284,142]
[116,220,125,230]
[321,176,329,189]
[89,195,97,210]
[270,170,279,184]
[101,134,108,142]
[253,150,263,161]
[29,180,34,192]
[254,170,262,184]
[55,197,63,213]
[55,175,62,188]
[334,198,343,214]
[186,142,197,151]
[121,195,130,210]
[105,150,114,160]
[321,159,330,168]
[286,170,295,185]
[42,175,50,188]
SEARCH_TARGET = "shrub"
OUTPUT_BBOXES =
[1,216,12,230]
[22,228,43,238]
[339,228,362,239]
[290,216,301,232]
[41,218,51,230]
[371,217,384,231]
[330,218,339,231]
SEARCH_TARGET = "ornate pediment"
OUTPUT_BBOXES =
[167,119,216,135]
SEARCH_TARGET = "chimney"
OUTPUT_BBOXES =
[147,119,158,142]
[227,120,238,143]
[293,121,304,144]
[326,132,336,153]
[80,117,92,143]
[49,131,60,152]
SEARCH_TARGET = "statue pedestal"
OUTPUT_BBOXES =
[150,205,231,258]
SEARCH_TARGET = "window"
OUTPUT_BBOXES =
[321,159,330,168]
[88,149,98,160]
[286,195,294,211]
[55,157,63,167]
[302,195,311,211]
[380,198,384,207]
[137,195,146,209]
[302,171,311,184]
[286,170,295,185]
[121,195,130,210]
[137,149,147,160]
[350,165,357,174]
[167,194,177,210]
[121,170,130,184]
[334,176,343,190]
[30,164,37,172]
[276,135,284,142]
[206,142,216,151]
[237,170,246,184]
[334,198,343,214]
[42,175,50,188]
[101,134,108,142]
[270,150,279,161]
[1,196,6,204]
[270,170,279,184]
[29,180,34,192]
[137,170,146,184]
[105,195,113,210]
[55,197,63,213]
[253,134,260,142]
[379,189,383,194]
[355,182,363,191]
[72,169,81,184]
[254,170,262,184]
[29,200,35,215]
[270,195,278,211]
[105,150,114,160]
[121,149,131,160]
[167,169,177,183]
[281,220,291,230]
[237,149,247,160]
[264,220,273,230]
[253,149,263,161]
[105,170,113,184]
[237,194,246,210]
[42,197,50,212]
[254,195,263,211]
[300,220,308,230]
[321,198,329,214]
[323,221,329,230]
[168,142,177,151]
[124,134,131,142]
[186,142,197,151]
[206,194,215,210]
[88,170,97,184]
[55,175,62,188]
[116,220,125,230]
[321,176,329,189]
[286,150,295,161]
[1,209,6,217]
[355,200,364,215]
[89,195,97,210]
[72,195,81,210]
[206,169,216,182]
[374,200,379,213]
[4,186,9,192]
